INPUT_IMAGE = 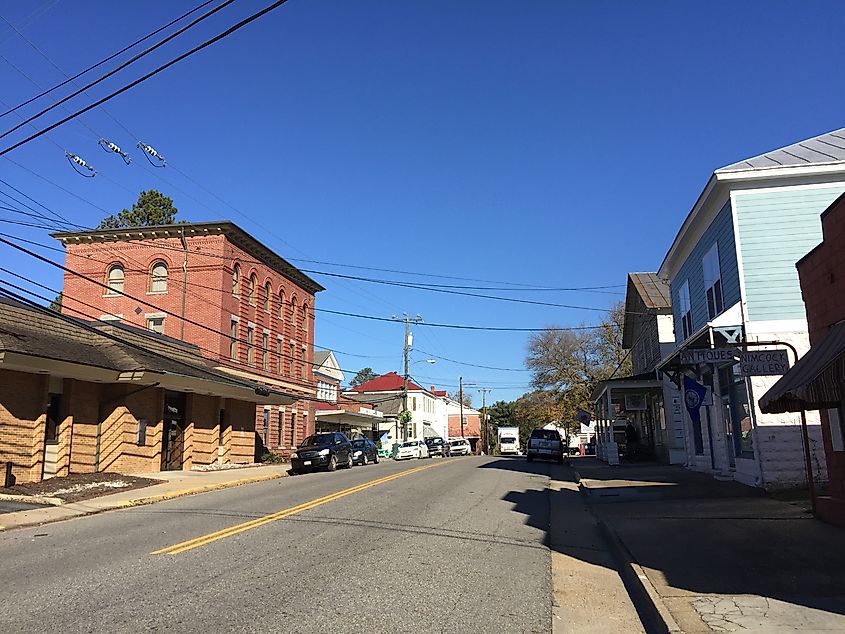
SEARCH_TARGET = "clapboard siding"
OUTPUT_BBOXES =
[735,185,845,321]
[670,200,741,343]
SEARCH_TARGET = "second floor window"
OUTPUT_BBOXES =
[230,318,238,360]
[150,261,168,293]
[106,264,124,295]
[262,332,269,370]
[702,243,724,319]
[678,280,693,340]
[247,324,255,365]
[276,337,283,374]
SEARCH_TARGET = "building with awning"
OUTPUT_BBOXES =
[0,297,296,483]
[760,191,845,526]
[314,402,384,438]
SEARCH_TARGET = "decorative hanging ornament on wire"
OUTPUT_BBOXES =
[98,138,131,165]
[65,151,96,177]
[137,142,166,167]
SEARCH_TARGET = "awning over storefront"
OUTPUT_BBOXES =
[760,321,845,414]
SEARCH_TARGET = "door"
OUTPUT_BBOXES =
[161,392,186,470]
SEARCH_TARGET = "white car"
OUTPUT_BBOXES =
[394,440,430,460]
[448,438,471,456]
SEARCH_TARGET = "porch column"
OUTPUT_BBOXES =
[606,387,619,465]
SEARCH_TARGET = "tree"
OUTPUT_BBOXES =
[49,292,62,313]
[448,391,472,407]
[348,367,379,388]
[96,190,179,229]
[524,301,629,434]
[487,400,516,429]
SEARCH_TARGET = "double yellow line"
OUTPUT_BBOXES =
[152,461,445,555]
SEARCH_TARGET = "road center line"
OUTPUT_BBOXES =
[151,461,447,555]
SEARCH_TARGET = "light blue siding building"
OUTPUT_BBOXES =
[658,128,845,488]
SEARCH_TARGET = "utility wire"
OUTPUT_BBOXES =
[0,0,292,156]
[0,0,216,119]
[0,0,238,142]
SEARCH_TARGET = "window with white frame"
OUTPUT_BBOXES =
[678,280,693,340]
[262,331,269,370]
[702,243,724,319]
[246,323,255,366]
[106,264,124,295]
[146,314,165,334]
[230,317,239,360]
[150,261,168,293]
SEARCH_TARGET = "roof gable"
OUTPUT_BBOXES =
[345,371,424,393]
[717,127,845,173]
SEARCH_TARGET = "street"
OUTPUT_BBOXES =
[0,457,564,633]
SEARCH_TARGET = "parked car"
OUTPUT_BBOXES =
[395,440,430,460]
[350,438,379,466]
[290,432,353,473]
[424,436,448,457]
[448,438,471,456]
[526,428,564,463]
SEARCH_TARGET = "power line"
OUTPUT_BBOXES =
[0,0,238,142]
[0,0,217,119]
[0,0,292,156]
[413,349,530,372]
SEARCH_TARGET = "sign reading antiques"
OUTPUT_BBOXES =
[680,347,790,377]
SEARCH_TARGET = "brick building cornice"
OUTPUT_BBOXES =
[52,221,325,295]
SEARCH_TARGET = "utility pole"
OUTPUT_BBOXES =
[459,376,464,439]
[478,387,490,454]
[393,313,422,442]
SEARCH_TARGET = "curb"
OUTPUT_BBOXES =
[0,493,64,506]
[117,472,287,508]
[596,519,682,634]
[574,469,681,634]
[0,471,287,532]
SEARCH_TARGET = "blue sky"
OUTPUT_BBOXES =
[0,1,843,404]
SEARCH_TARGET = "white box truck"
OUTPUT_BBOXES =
[497,426,520,455]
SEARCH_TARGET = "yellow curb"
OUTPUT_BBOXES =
[122,472,287,508]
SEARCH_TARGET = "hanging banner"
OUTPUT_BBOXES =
[683,375,707,424]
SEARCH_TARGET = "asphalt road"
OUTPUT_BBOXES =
[0,455,560,633]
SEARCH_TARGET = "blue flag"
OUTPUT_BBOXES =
[683,375,707,424]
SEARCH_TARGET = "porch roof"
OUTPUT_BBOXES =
[592,371,663,402]
[760,321,845,414]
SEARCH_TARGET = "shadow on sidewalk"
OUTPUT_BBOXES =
[478,455,845,621]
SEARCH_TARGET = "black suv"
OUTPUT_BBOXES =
[424,436,447,457]
[291,432,353,473]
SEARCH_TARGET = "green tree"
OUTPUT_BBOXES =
[487,400,516,429]
[49,291,62,313]
[96,190,179,229]
[348,367,379,388]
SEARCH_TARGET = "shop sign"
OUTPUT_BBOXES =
[739,350,789,376]
[679,348,736,364]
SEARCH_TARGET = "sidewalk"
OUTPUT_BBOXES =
[0,464,289,532]
[573,457,845,632]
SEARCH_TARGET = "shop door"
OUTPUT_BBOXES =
[161,392,186,470]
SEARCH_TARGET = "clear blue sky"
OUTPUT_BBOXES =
[1,1,843,404]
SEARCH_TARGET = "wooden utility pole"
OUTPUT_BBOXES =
[393,313,422,441]
[459,376,464,439]
[479,387,490,454]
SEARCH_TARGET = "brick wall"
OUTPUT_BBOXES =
[59,229,318,448]
[0,370,47,483]
[797,193,845,523]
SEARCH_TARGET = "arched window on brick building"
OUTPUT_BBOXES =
[263,282,271,313]
[248,273,257,305]
[232,264,240,296]
[106,264,124,295]
[150,261,168,293]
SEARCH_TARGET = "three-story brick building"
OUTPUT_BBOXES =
[52,221,324,461]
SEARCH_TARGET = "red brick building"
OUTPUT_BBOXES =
[761,192,845,526]
[52,222,324,460]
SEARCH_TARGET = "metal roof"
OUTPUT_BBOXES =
[628,273,671,310]
[716,127,845,173]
